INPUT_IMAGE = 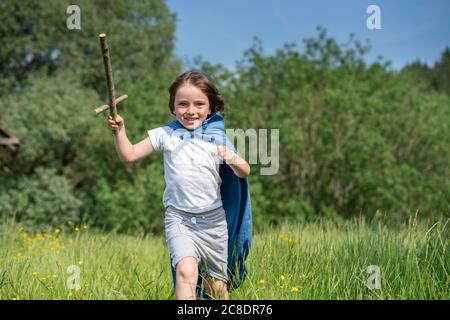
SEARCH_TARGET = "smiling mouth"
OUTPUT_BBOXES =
[184,117,198,121]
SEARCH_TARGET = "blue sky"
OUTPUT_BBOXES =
[166,0,450,70]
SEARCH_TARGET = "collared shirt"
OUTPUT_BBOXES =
[148,126,223,213]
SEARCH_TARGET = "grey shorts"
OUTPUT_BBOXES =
[165,205,229,282]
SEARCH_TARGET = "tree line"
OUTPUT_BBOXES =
[0,1,448,233]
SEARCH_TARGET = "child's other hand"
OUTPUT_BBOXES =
[106,114,124,132]
[216,146,239,165]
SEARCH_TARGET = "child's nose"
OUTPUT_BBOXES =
[186,104,195,113]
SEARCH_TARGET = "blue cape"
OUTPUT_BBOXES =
[166,112,252,299]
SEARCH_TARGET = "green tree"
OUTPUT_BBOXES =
[0,167,82,229]
[222,27,449,224]
[0,0,178,96]
[0,0,180,232]
[401,47,450,96]
[432,47,450,95]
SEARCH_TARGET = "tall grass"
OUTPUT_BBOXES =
[0,216,448,300]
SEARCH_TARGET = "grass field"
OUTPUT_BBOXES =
[0,216,448,300]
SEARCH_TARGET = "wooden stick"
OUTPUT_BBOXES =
[99,33,117,122]
[94,95,128,116]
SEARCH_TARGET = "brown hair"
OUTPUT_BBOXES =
[168,70,225,116]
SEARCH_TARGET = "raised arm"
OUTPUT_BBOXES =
[107,114,155,163]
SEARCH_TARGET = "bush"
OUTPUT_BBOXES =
[0,167,82,229]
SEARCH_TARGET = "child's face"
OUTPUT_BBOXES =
[174,84,211,130]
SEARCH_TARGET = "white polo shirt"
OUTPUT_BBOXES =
[148,126,223,214]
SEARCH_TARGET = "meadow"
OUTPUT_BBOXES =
[0,215,448,300]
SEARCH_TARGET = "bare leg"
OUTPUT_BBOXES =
[204,276,229,300]
[175,257,199,300]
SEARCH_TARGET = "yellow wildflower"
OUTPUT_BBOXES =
[291,287,299,292]
[12,252,30,261]
[259,279,266,285]
[35,234,45,241]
